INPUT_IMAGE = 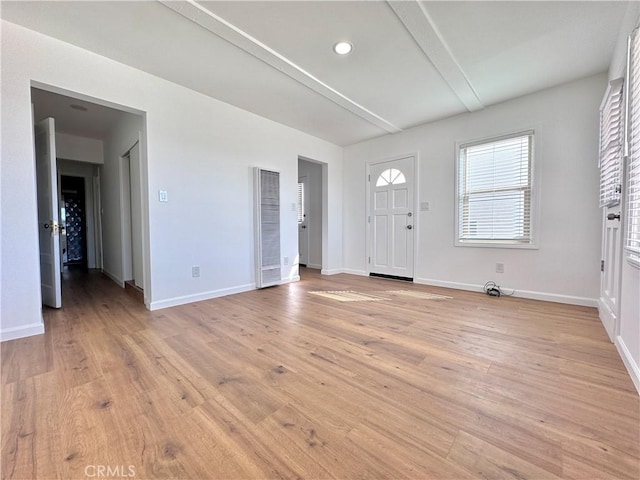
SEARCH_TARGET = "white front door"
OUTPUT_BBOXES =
[35,117,62,308]
[369,156,415,279]
[298,176,309,266]
[600,204,623,341]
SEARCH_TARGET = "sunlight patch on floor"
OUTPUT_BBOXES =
[308,291,388,302]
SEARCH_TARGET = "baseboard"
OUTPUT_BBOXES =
[597,298,616,342]
[341,268,368,276]
[281,275,300,284]
[414,277,597,307]
[149,283,255,311]
[321,268,344,275]
[102,269,125,288]
[615,336,640,395]
[1,322,45,342]
[306,264,322,270]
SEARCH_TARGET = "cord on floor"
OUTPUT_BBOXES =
[483,281,515,297]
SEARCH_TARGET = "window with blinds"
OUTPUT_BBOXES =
[599,79,624,207]
[456,132,534,246]
[627,28,640,262]
[297,182,304,224]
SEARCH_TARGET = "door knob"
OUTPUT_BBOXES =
[607,213,621,221]
[301,225,307,229]
[407,225,413,230]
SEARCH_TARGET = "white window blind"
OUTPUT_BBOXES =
[599,79,624,207]
[627,28,640,258]
[457,132,534,245]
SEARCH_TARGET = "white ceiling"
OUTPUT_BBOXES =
[2,1,631,146]
[31,87,133,140]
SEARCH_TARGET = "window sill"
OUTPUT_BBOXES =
[627,253,640,269]
[455,241,538,250]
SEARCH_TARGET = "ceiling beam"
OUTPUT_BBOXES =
[158,0,403,135]
[388,0,484,113]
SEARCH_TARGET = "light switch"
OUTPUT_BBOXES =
[159,190,169,202]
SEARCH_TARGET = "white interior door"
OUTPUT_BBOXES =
[129,143,144,290]
[600,205,623,341]
[298,176,309,266]
[35,117,62,308]
[369,156,415,279]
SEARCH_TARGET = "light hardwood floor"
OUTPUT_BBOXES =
[2,269,639,479]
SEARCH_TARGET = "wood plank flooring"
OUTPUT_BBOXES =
[2,268,638,479]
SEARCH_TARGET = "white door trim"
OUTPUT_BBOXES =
[365,153,418,278]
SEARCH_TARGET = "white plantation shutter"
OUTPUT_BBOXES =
[627,29,640,258]
[599,79,624,207]
[457,132,534,245]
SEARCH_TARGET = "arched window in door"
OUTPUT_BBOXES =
[376,168,406,187]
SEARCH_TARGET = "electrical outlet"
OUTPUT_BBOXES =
[192,266,200,278]
[496,262,504,273]
[420,202,430,211]
[159,190,169,202]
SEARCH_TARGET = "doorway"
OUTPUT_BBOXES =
[367,156,416,280]
[60,175,88,269]
[31,84,147,310]
[297,158,324,272]
[298,175,309,266]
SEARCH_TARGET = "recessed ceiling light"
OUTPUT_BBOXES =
[70,104,88,112]
[333,41,353,55]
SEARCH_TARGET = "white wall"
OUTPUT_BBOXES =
[298,159,323,269]
[344,73,606,305]
[0,20,343,339]
[56,132,103,164]
[618,264,640,392]
[609,2,640,81]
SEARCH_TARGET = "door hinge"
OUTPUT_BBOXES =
[368,256,371,264]
[368,174,371,182]
[368,216,370,223]
[601,260,605,272]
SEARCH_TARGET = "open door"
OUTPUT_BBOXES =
[35,117,62,308]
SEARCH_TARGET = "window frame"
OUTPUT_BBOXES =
[625,28,640,267]
[598,78,624,208]
[454,129,539,249]
[375,168,407,187]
